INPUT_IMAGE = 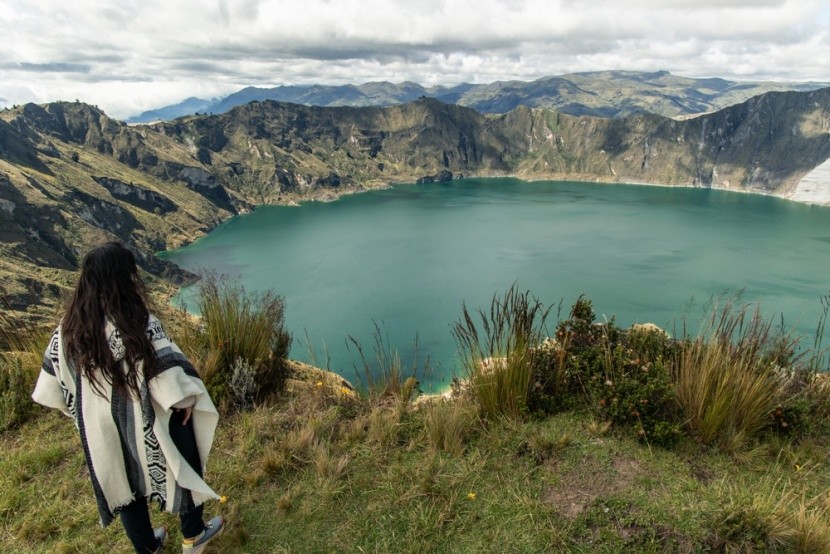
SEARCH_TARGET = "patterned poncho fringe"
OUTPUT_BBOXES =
[32,315,219,526]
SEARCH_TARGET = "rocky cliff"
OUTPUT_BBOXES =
[1,89,829,314]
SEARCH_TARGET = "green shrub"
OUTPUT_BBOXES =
[0,355,37,432]
[597,358,682,448]
[526,337,568,415]
[529,297,682,447]
[187,273,292,408]
[528,296,613,414]
[453,285,550,420]
[768,363,830,439]
[768,398,811,438]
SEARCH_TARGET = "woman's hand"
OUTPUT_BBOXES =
[175,406,193,425]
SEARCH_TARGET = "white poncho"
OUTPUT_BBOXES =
[32,315,219,526]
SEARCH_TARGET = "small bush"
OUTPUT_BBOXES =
[0,355,37,432]
[593,341,682,448]
[229,357,257,412]
[188,273,292,406]
[771,370,830,439]
[528,296,610,414]
[529,297,682,447]
[453,285,550,420]
[526,337,568,415]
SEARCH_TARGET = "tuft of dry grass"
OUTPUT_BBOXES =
[585,419,613,437]
[788,495,830,554]
[366,407,402,448]
[182,272,292,407]
[0,293,54,357]
[312,442,351,481]
[0,298,50,432]
[673,303,792,448]
[452,285,550,420]
[422,398,477,456]
[712,476,830,553]
[285,423,318,461]
[346,322,425,407]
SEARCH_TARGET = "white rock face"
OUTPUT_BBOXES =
[788,157,830,205]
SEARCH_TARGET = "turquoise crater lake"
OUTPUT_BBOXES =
[160,179,830,391]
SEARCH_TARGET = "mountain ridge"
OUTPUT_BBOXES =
[127,70,829,123]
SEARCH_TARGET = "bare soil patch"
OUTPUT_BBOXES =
[541,452,643,519]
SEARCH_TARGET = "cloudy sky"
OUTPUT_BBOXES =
[1,0,829,119]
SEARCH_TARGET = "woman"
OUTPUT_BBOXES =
[32,242,224,553]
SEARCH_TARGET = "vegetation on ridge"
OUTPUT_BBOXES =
[2,283,829,552]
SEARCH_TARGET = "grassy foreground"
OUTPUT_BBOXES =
[2,286,830,552]
[2,371,829,553]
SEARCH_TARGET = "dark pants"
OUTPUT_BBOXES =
[120,409,206,553]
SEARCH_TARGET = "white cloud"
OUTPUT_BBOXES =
[0,0,827,118]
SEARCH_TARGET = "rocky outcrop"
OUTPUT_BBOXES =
[63,190,142,239]
[93,176,177,214]
[416,170,455,184]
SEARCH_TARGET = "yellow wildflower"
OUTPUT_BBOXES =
[467,492,476,500]
[219,495,228,504]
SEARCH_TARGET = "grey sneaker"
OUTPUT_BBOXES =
[181,515,224,554]
[153,526,167,554]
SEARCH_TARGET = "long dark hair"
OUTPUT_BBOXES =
[62,242,158,398]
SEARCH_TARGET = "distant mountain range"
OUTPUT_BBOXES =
[127,70,828,123]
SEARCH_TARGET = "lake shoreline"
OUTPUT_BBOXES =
[161,178,830,388]
[159,174,830,257]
